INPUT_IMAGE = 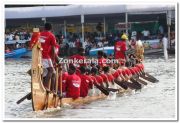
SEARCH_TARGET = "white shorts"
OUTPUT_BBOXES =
[42,59,54,68]
[88,89,95,96]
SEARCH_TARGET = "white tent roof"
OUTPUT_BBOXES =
[5,4,175,19]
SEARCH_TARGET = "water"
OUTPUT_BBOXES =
[4,55,176,119]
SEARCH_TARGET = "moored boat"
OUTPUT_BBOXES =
[5,48,29,58]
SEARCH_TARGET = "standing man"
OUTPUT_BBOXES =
[141,28,150,40]
[162,34,168,61]
[114,34,128,63]
[40,23,60,91]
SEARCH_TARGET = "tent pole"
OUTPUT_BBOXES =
[81,14,85,42]
[125,12,128,35]
[103,16,106,36]
[64,20,67,39]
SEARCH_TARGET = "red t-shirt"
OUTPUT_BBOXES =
[89,75,96,84]
[129,68,136,75]
[100,73,108,82]
[112,70,119,79]
[98,58,107,67]
[40,31,57,59]
[107,74,114,82]
[78,74,90,97]
[59,72,68,93]
[126,69,132,76]
[117,69,122,75]
[132,67,138,74]
[94,75,103,84]
[134,66,140,73]
[135,64,142,71]
[86,75,94,89]
[66,74,81,99]
[70,54,86,67]
[114,41,127,59]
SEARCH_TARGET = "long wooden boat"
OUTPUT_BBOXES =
[31,37,135,111]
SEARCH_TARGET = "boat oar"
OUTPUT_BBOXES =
[114,80,128,90]
[141,72,159,82]
[130,77,147,85]
[145,72,159,82]
[106,88,119,92]
[124,80,141,90]
[93,82,109,96]
[140,75,157,83]
[16,92,31,104]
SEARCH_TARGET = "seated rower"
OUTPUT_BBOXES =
[66,64,81,99]
[69,47,86,68]
[102,66,119,91]
[97,51,107,68]
[90,67,104,95]
[78,66,91,97]
[86,68,95,96]
[58,64,68,97]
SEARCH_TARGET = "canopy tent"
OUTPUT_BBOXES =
[5,4,175,19]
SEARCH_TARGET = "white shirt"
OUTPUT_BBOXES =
[131,31,137,36]
[142,30,150,37]
[162,37,168,49]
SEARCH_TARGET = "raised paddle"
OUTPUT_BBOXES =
[16,92,31,104]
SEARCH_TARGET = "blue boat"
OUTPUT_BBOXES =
[5,48,29,58]
[89,46,114,56]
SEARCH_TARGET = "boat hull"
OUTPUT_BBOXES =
[5,48,28,58]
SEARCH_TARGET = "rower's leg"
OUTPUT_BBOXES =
[51,72,56,92]
[43,67,53,91]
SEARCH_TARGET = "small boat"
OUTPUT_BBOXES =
[89,47,114,56]
[5,48,29,58]
[5,40,31,58]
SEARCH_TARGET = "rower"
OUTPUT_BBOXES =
[39,23,61,91]
[70,47,86,68]
[66,64,81,99]
[97,51,107,68]
[78,66,90,97]
[86,67,95,96]
[58,64,68,97]
[102,66,119,90]
[90,67,104,95]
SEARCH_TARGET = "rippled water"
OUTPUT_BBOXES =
[4,55,176,119]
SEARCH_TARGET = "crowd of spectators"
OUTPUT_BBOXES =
[5,29,31,41]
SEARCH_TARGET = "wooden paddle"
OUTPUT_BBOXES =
[114,80,128,90]
[130,76,147,85]
[16,92,31,104]
[141,72,159,82]
[123,80,141,90]
[145,72,159,82]
[59,65,63,107]
[93,82,109,96]
[53,64,59,107]
[140,75,158,83]
[106,88,119,92]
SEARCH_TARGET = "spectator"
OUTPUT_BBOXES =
[141,28,150,40]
